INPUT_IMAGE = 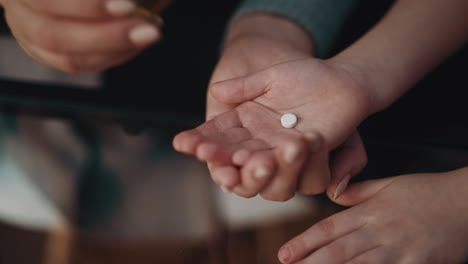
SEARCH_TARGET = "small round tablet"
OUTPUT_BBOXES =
[281,113,298,128]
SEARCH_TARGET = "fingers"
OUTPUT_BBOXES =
[296,151,330,195]
[221,133,308,200]
[4,0,161,72]
[346,247,392,264]
[229,131,325,200]
[204,137,275,193]
[7,3,159,54]
[210,69,271,104]
[334,177,397,207]
[19,0,136,19]
[327,131,368,201]
[298,229,378,264]
[173,129,206,156]
[209,141,275,193]
[205,91,238,121]
[174,110,249,164]
[278,209,365,264]
[174,130,247,166]
[326,131,395,207]
[230,150,276,198]
[296,132,330,195]
[210,164,241,190]
[18,41,140,73]
[195,127,254,163]
[258,136,309,201]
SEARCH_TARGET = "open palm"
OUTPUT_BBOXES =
[174,58,371,200]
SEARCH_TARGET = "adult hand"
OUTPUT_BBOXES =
[279,168,468,263]
[0,0,162,72]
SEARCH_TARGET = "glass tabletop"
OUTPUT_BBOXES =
[0,97,344,264]
[0,35,339,263]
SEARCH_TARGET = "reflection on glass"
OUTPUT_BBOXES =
[0,109,330,264]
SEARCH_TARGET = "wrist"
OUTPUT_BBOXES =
[225,12,314,57]
[326,55,382,118]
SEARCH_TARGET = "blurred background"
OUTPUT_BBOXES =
[0,0,467,263]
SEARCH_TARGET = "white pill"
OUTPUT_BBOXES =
[281,113,298,128]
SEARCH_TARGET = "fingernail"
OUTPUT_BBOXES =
[333,174,351,200]
[221,186,231,193]
[129,25,160,46]
[284,143,301,164]
[105,0,136,16]
[233,149,250,165]
[173,140,179,151]
[304,132,321,153]
[255,167,271,180]
[278,246,291,263]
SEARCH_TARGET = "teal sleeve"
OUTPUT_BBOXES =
[234,0,356,58]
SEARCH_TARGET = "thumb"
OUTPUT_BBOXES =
[327,132,398,206]
[327,131,367,201]
[209,71,270,104]
[205,91,237,121]
[333,177,397,206]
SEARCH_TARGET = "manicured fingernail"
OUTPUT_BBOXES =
[255,167,271,180]
[106,0,136,16]
[304,132,321,153]
[129,25,160,46]
[278,246,291,263]
[284,143,301,164]
[221,186,231,193]
[333,174,351,200]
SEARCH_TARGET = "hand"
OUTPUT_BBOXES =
[207,12,314,121]
[203,13,335,201]
[0,0,162,72]
[279,168,468,264]
[174,57,371,200]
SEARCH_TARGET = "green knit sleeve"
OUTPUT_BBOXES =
[234,0,356,58]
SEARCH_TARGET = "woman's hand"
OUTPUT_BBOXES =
[279,168,468,264]
[0,0,162,72]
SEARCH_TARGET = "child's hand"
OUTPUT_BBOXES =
[174,58,371,200]
[0,0,161,72]
[279,168,468,264]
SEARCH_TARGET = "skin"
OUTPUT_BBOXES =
[279,168,468,264]
[174,57,369,200]
[175,0,468,262]
[0,0,162,73]
[174,0,468,200]
[280,0,468,262]
[174,13,367,201]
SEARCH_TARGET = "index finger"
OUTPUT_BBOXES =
[278,208,365,264]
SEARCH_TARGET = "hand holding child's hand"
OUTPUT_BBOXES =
[280,168,468,264]
[0,0,161,72]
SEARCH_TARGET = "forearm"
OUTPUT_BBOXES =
[333,0,468,114]
[233,0,354,58]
